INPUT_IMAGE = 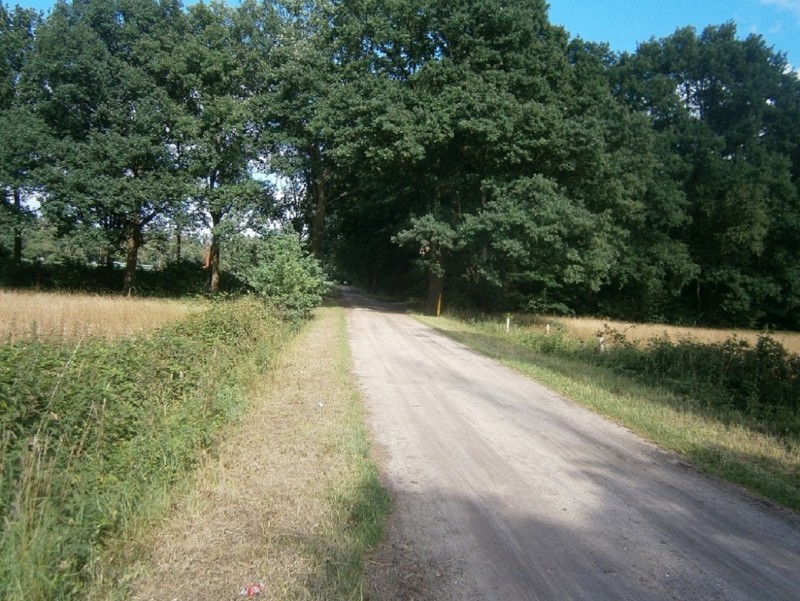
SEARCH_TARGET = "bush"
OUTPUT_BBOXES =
[505,322,800,438]
[230,233,331,320]
[609,337,798,436]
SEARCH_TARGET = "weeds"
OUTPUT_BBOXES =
[0,298,295,600]
[501,320,800,440]
[590,331,800,437]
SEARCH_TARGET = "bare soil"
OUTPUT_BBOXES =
[344,288,800,601]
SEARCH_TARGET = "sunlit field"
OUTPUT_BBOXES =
[527,315,800,355]
[0,290,200,341]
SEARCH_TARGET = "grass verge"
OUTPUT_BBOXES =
[130,305,390,601]
[1,298,295,600]
[416,314,800,514]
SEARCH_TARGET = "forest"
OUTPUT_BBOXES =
[2,0,799,328]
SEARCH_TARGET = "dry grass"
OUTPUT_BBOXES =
[128,306,385,601]
[0,290,200,341]
[525,315,800,354]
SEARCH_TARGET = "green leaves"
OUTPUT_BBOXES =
[230,232,330,319]
[608,23,800,326]
[393,213,457,278]
[1,0,798,326]
[463,176,617,299]
[22,0,192,291]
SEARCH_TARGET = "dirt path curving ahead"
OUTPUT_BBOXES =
[343,288,800,601]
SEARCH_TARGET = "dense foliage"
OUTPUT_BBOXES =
[0,299,295,600]
[516,325,800,439]
[229,232,331,319]
[1,0,799,327]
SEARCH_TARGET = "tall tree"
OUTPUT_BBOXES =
[566,39,697,322]
[329,0,655,314]
[611,24,800,326]
[0,4,41,264]
[169,0,276,293]
[26,0,189,294]
[259,0,362,259]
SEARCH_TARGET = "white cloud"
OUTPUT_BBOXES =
[768,21,785,34]
[761,0,800,19]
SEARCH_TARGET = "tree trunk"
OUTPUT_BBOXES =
[696,279,702,317]
[426,274,444,316]
[13,188,22,265]
[175,226,182,263]
[123,223,142,296]
[208,209,223,294]
[209,232,221,293]
[310,144,326,259]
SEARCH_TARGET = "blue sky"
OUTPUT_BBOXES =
[12,0,800,70]
[548,0,800,69]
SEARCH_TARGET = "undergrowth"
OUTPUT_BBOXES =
[508,323,800,440]
[0,298,296,600]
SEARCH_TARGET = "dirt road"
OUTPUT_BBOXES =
[343,289,800,601]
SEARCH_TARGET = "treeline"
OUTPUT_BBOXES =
[1,0,799,327]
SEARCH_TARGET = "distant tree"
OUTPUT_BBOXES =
[393,213,457,314]
[26,0,189,294]
[0,4,42,264]
[611,24,800,326]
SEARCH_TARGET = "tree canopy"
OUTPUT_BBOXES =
[1,0,799,327]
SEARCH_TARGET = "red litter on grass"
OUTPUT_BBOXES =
[240,582,265,597]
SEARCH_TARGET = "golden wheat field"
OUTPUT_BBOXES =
[0,290,201,341]
[532,315,800,355]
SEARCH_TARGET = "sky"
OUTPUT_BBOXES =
[11,0,800,70]
[548,0,800,70]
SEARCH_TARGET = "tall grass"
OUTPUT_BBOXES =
[418,313,800,512]
[509,313,800,355]
[0,290,198,342]
[0,298,295,600]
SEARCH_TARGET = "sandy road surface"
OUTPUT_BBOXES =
[343,289,800,601]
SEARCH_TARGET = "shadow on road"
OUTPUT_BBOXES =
[365,461,800,601]
[328,286,417,314]
[346,303,800,601]
[436,328,800,512]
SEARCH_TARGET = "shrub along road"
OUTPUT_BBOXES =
[343,288,800,601]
